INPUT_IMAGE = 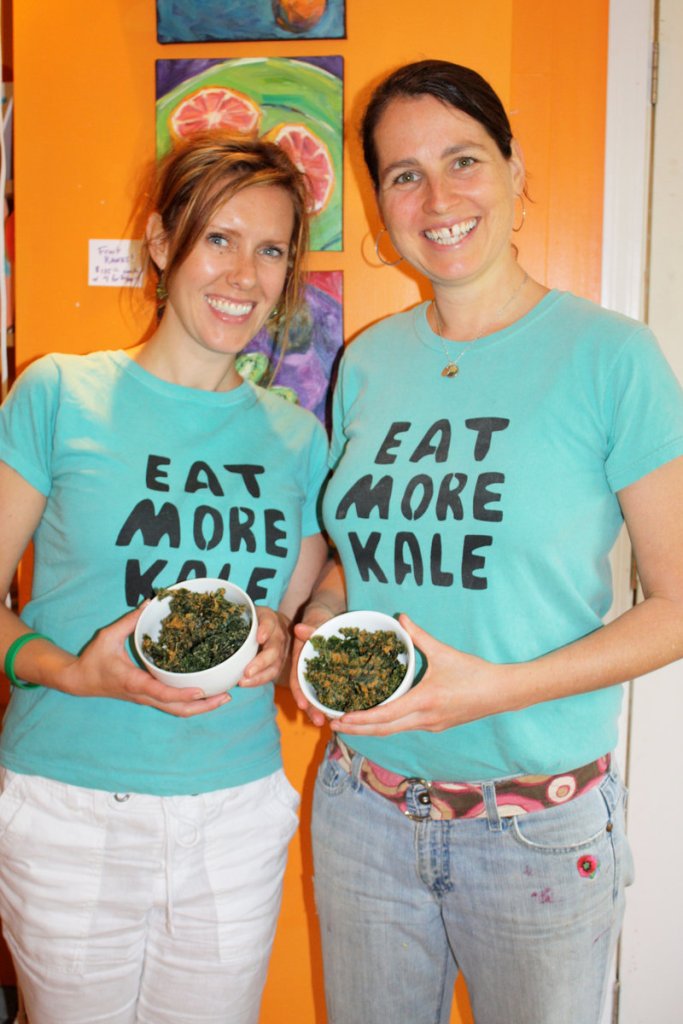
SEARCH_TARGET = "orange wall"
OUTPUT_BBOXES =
[12,2,608,1020]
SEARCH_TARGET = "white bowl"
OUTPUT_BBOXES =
[297,610,415,719]
[134,578,258,696]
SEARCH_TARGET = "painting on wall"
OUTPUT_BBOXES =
[156,0,346,43]
[236,271,343,429]
[156,57,343,252]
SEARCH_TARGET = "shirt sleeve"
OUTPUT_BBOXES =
[0,356,61,496]
[604,326,683,492]
[301,416,329,537]
[329,347,349,471]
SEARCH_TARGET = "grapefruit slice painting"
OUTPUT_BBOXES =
[156,57,343,251]
[168,87,261,140]
[266,124,334,214]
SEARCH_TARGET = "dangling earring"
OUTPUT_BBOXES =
[156,274,168,303]
[375,227,403,266]
[512,194,526,233]
[268,306,281,321]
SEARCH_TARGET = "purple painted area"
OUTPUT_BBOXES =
[240,273,343,429]
[155,56,342,99]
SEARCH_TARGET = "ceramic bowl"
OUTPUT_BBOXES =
[297,610,415,719]
[134,578,258,696]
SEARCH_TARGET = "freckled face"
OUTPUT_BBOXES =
[160,183,295,358]
[374,95,524,287]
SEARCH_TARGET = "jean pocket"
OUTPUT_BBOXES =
[508,774,631,904]
[315,744,354,797]
[508,779,618,855]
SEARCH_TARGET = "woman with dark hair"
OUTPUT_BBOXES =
[292,60,683,1023]
[0,132,328,1023]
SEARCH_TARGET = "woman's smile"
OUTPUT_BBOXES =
[204,295,257,319]
[423,217,478,246]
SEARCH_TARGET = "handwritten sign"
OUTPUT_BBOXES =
[89,239,143,287]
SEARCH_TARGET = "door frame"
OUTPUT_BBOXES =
[602,0,655,1019]
[601,3,683,1022]
[602,0,655,324]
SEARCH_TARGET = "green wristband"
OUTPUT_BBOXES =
[4,632,51,689]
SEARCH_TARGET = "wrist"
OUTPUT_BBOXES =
[500,660,538,713]
[5,634,76,692]
[277,609,292,630]
[302,598,341,628]
[4,633,49,688]
[51,654,82,695]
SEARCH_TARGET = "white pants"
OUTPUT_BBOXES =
[0,767,299,1024]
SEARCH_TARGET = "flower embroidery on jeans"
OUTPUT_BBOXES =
[577,854,598,878]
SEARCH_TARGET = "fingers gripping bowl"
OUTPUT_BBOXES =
[297,611,415,719]
[134,578,258,696]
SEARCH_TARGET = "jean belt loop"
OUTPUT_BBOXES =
[349,748,365,786]
[599,762,621,816]
[403,781,432,821]
[482,781,502,831]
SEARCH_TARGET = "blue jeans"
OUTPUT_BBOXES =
[312,743,634,1024]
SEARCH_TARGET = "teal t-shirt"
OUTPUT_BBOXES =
[323,291,683,780]
[0,351,328,795]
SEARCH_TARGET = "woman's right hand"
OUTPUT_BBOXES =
[55,605,231,717]
[289,613,331,728]
[285,557,347,727]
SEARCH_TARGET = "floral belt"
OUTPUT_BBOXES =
[329,735,611,821]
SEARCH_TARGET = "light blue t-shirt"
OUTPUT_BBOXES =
[0,351,328,795]
[323,291,683,780]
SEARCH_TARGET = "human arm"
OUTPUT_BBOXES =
[0,461,230,715]
[239,532,330,688]
[332,455,683,737]
[288,556,347,725]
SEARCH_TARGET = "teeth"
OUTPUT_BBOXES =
[205,296,254,316]
[425,218,477,245]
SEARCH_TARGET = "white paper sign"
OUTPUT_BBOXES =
[89,239,143,287]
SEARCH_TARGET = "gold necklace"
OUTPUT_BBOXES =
[433,271,529,378]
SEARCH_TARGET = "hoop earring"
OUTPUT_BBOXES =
[375,227,403,266]
[512,194,526,233]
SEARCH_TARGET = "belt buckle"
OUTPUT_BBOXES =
[402,777,432,821]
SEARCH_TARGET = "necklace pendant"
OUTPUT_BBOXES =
[442,362,459,378]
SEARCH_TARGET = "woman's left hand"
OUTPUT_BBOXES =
[331,614,513,736]
[239,606,291,688]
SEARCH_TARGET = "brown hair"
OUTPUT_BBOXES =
[143,131,310,360]
[361,60,514,191]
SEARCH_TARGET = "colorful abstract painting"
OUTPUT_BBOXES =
[236,271,343,429]
[156,0,345,42]
[156,57,343,252]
